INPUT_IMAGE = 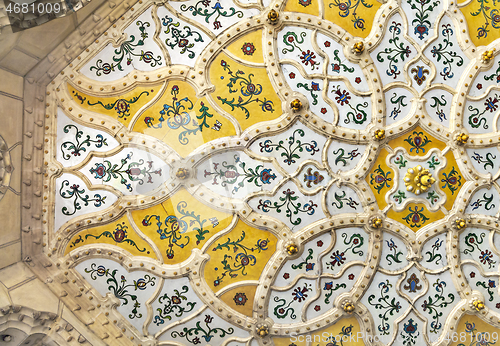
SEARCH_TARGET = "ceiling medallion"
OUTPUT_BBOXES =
[39,0,500,344]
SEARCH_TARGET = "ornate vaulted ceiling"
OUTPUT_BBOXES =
[4,0,500,344]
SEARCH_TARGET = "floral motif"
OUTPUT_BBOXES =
[471,152,496,169]
[142,201,212,259]
[425,238,444,265]
[212,231,269,286]
[429,96,448,122]
[476,279,497,301]
[273,283,312,319]
[325,233,364,270]
[82,222,147,253]
[89,21,162,75]
[470,193,495,211]
[427,156,441,170]
[400,319,419,346]
[300,50,319,66]
[470,0,500,39]
[410,66,430,85]
[281,32,320,70]
[430,24,464,80]
[323,281,347,304]
[332,148,361,166]
[421,279,455,334]
[233,292,248,305]
[328,250,346,267]
[203,154,276,193]
[394,154,407,169]
[328,0,374,30]
[89,152,161,192]
[145,86,217,145]
[377,22,412,79]
[59,180,106,216]
[403,273,422,292]
[217,60,274,118]
[171,314,234,343]
[332,85,369,124]
[60,125,107,160]
[368,280,402,335]
[330,50,355,74]
[180,0,243,30]
[333,87,350,106]
[394,190,406,204]
[485,61,500,82]
[467,94,500,129]
[292,284,311,302]
[258,189,317,226]
[408,0,440,40]
[291,248,315,271]
[303,168,324,187]
[370,165,392,194]
[297,81,320,105]
[402,206,430,228]
[73,90,151,119]
[427,191,439,205]
[153,286,196,325]
[85,263,156,319]
[331,191,359,209]
[404,131,431,153]
[389,93,408,120]
[440,167,462,195]
[259,129,319,166]
[241,42,256,55]
[386,238,404,265]
[162,15,204,58]
[463,232,496,268]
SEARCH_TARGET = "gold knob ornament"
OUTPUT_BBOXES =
[176,168,190,180]
[371,217,383,229]
[473,300,485,311]
[374,129,385,140]
[267,9,279,24]
[343,302,355,313]
[286,244,299,255]
[257,325,269,337]
[456,133,469,145]
[353,42,365,54]
[404,165,435,195]
[455,218,467,230]
[482,50,495,63]
[290,99,302,111]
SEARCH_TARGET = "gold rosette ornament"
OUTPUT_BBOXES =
[267,9,279,24]
[353,42,365,54]
[482,50,495,62]
[371,217,383,229]
[176,168,190,180]
[374,129,385,140]
[456,132,469,145]
[455,218,467,230]
[257,325,269,337]
[404,165,435,195]
[343,302,355,313]
[286,243,299,255]
[290,99,302,111]
[472,300,485,311]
